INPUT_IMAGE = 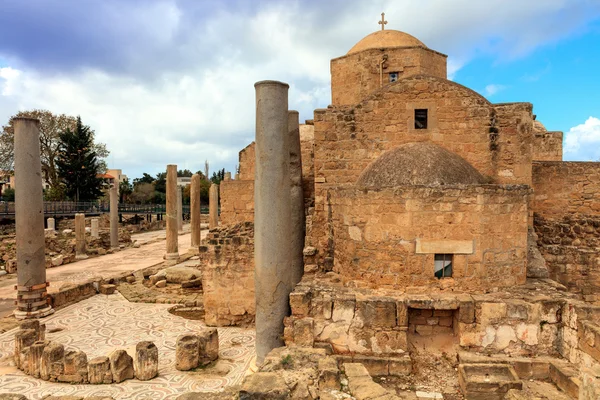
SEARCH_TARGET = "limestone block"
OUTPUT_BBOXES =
[60,350,88,383]
[290,290,312,317]
[293,318,314,347]
[28,340,48,378]
[396,301,408,327]
[580,366,600,400]
[373,330,407,354]
[495,325,516,350]
[515,323,539,346]
[155,280,166,288]
[40,342,65,381]
[99,284,116,295]
[51,255,64,267]
[479,302,507,324]
[181,277,202,288]
[239,372,290,400]
[356,300,396,329]
[135,341,158,380]
[88,356,112,384]
[332,296,355,322]
[14,329,37,369]
[176,334,200,371]
[318,357,340,390]
[198,328,219,365]
[109,349,134,383]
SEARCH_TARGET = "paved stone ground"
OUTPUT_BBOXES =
[0,226,196,318]
[0,293,255,399]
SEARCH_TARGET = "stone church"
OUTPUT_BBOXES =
[203,22,600,398]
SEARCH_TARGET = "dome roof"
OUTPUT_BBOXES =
[348,30,427,55]
[356,142,487,188]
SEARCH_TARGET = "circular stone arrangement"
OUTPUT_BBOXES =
[14,320,158,384]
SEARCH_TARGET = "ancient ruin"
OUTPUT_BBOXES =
[2,16,600,400]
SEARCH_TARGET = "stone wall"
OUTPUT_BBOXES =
[300,123,315,211]
[533,131,563,161]
[559,302,600,374]
[238,142,255,181]
[532,161,600,218]
[219,180,254,225]
[327,185,530,291]
[199,222,255,327]
[331,47,447,106]
[284,278,563,361]
[532,161,600,299]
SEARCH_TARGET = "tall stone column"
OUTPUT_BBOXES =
[13,117,53,319]
[165,165,179,262]
[91,218,99,239]
[177,187,183,232]
[190,174,201,251]
[288,110,305,287]
[209,184,219,230]
[109,185,119,249]
[47,218,55,231]
[74,213,88,260]
[254,80,292,364]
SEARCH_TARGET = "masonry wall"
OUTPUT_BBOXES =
[309,77,535,268]
[532,161,600,300]
[533,131,563,161]
[331,47,447,105]
[199,223,255,326]
[329,185,530,291]
[300,124,315,209]
[238,142,255,181]
[219,180,254,225]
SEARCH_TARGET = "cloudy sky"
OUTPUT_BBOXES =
[1,0,600,179]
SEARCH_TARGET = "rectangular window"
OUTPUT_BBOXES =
[389,72,399,82]
[415,109,428,129]
[434,254,453,279]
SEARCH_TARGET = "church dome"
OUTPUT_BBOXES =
[348,30,427,55]
[356,142,487,188]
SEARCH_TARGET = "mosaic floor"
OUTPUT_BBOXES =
[0,293,255,399]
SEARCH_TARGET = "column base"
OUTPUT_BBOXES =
[165,252,179,266]
[187,247,200,255]
[75,254,89,260]
[14,305,54,320]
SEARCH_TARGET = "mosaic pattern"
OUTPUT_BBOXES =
[0,293,255,399]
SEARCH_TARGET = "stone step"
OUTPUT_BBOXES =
[549,361,580,400]
[334,353,412,377]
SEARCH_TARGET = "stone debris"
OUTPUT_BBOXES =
[88,356,112,384]
[135,341,159,381]
[109,350,134,383]
[175,329,219,371]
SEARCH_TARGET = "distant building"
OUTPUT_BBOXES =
[177,176,192,187]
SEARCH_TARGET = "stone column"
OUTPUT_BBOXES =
[190,174,201,252]
[165,164,179,262]
[91,218,99,239]
[13,117,53,319]
[209,184,219,230]
[47,218,55,231]
[177,187,183,232]
[74,213,87,260]
[109,185,119,249]
[254,80,292,364]
[288,110,305,287]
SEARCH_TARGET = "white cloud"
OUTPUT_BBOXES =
[0,0,598,178]
[564,117,600,161]
[484,84,507,97]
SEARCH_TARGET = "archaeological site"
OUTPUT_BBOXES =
[1,15,600,400]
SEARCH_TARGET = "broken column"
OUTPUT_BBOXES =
[47,217,55,231]
[109,185,119,249]
[91,218,99,239]
[177,186,183,232]
[165,164,179,262]
[209,183,219,230]
[190,173,201,251]
[74,213,87,260]
[134,341,158,380]
[13,117,53,319]
[254,80,293,364]
[288,110,305,286]
[175,334,200,371]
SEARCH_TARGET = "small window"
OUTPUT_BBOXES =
[415,109,428,129]
[434,254,453,279]
[389,72,399,82]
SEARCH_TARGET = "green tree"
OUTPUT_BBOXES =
[2,187,14,201]
[154,172,166,193]
[119,178,133,202]
[210,168,226,184]
[0,110,109,190]
[177,169,193,177]
[133,173,155,187]
[130,182,155,204]
[56,117,104,201]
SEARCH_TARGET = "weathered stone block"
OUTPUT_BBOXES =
[60,350,88,383]
[28,340,48,378]
[109,349,134,383]
[239,372,290,400]
[293,318,314,347]
[99,284,116,295]
[40,342,64,381]
[135,341,158,380]
[88,356,112,384]
[198,328,219,365]
[14,329,37,369]
[290,290,312,317]
[332,295,355,322]
[318,357,340,390]
[356,299,396,329]
[176,334,200,371]
[396,301,408,326]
